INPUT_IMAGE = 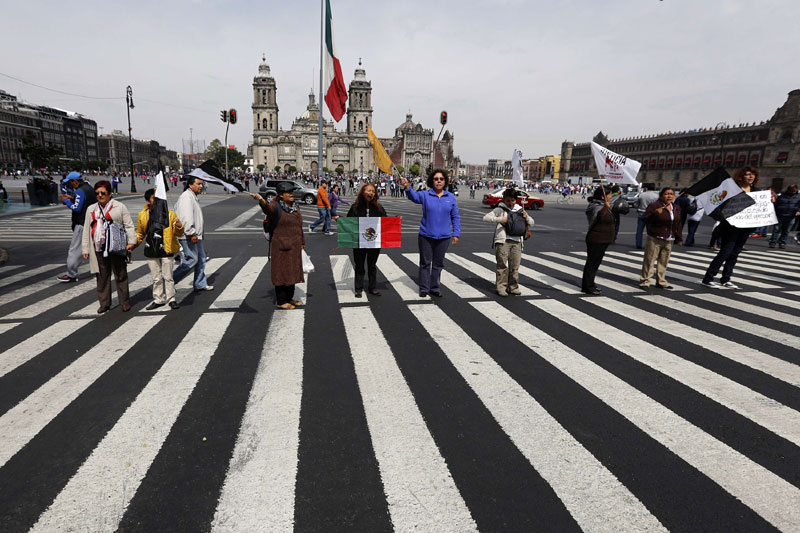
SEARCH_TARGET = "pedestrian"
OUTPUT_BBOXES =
[0,180,7,202]
[308,181,333,235]
[684,203,704,247]
[173,176,214,291]
[482,188,534,296]
[674,189,694,232]
[470,182,477,199]
[633,186,659,249]
[81,180,136,313]
[346,183,388,298]
[249,181,305,309]
[702,166,768,289]
[639,187,682,290]
[329,183,349,220]
[134,188,184,310]
[400,168,461,298]
[581,186,614,295]
[111,173,119,193]
[58,171,97,282]
[609,185,629,242]
[768,184,800,249]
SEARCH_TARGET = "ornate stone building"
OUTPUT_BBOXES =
[250,56,373,174]
[560,89,800,190]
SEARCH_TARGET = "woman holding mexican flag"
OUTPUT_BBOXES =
[346,183,387,297]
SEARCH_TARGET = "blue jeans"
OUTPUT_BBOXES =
[635,216,646,248]
[769,218,793,245]
[685,219,701,246]
[310,207,330,233]
[418,234,450,293]
[173,238,208,289]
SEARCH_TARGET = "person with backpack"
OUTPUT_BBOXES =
[482,188,534,296]
[249,181,305,309]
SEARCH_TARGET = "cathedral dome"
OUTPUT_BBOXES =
[257,55,272,79]
[397,112,415,132]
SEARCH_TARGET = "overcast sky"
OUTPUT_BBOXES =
[3,0,799,164]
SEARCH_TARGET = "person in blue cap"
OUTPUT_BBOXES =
[58,171,96,282]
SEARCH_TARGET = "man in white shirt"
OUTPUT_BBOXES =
[173,177,213,291]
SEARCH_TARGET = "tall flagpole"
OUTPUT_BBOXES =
[318,0,324,180]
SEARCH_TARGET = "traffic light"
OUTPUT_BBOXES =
[229,108,237,124]
[440,111,448,125]
[220,109,228,122]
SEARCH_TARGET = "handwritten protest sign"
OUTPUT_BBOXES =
[727,190,778,228]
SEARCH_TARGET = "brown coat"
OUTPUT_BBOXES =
[264,201,305,286]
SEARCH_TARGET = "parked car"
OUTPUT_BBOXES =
[482,188,544,209]
[625,190,640,207]
[259,180,318,204]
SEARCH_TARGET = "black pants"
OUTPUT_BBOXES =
[703,225,750,284]
[275,284,295,305]
[582,242,608,291]
[353,248,380,291]
[418,235,450,293]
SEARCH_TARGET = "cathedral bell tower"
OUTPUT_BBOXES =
[252,55,278,137]
[346,59,372,136]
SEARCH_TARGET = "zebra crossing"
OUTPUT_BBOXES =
[0,247,799,530]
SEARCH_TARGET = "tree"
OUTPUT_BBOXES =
[409,164,420,177]
[68,160,84,171]
[85,159,106,171]
[18,132,62,169]
[322,166,330,173]
[335,167,344,176]
[209,144,246,170]
[202,139,223,161]
[256,164,265,172]
[288,165,297,173]
[395,165,405,174]
[274,165,281,173]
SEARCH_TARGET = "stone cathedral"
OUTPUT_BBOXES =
[249,55,375,174]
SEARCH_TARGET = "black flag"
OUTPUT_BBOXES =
[144,171,170,258]
[188,159,244,192]
[685,167,755,222]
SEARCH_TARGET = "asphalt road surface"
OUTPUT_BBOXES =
[0,188,798,531]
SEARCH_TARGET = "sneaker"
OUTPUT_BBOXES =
[780,244,786,249]
[496,290,508,297]
[325,231,335,236]
[57,275,78,283]
[702,280,722,288]
[794,235,800,244]
[722,281,739,289]
[195,285,214,292]
[656,284,674,290]
[768,242,776,248]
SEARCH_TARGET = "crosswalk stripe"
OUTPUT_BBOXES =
[212,310,304,532]
[31,312,236,532]
[629,252,786,288]
[584,297,800,390]
[4,263,149,319]
[703,250,799,267]
[376,255,428,300]
[737,291,800,311]
[0,319,94,379]
[330,255,361,304]
[0,263,62,293]
[699,251,800,275]
[449,253,539,296]
[0,264,24,275]
[216,205,261,231]
[530,253,637,293]
[140,258,231,313]
[592,251,706,286]
[408,302,664,532]
[689,293,800,325]
[473,252,582,294]
[400,253,485,299]
[516,299,800,530]
[640,294,800,351]
[0,315,164,468]
[342,306,478,531]
[673,250,800,281]
[0,321,21,335]
[543,251,690,291]
[209,257,267,309]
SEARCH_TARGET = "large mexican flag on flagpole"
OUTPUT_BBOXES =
[337,217,402,248]
[323,0,347,122]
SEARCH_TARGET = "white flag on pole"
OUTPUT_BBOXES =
[590,141,641,186]
[511,149,524,187]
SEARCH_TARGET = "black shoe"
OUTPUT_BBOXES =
[429,291,442,298]
[146,301,165,311]
[168,301,179,310]
[355,290,362,298]
[368,289,381,296]
[656,284,674,290]
[582,288,602,295]
[419,292,428,297]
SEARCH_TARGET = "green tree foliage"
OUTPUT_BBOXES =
[17,133,62,168]
[288,165,297,173]
[335,167,344,175]
[256,164,265,172]
[273,165,281,173]
[202,139,223,161]
[395,165,405,174]
[409,164,420,176]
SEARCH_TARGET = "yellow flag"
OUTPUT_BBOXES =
[368,126,393,174]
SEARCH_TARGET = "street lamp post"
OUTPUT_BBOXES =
[126,86,136,193]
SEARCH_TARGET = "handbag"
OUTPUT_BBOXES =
[301,249,315,273]
[100,204,128,257]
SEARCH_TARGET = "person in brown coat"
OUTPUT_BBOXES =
[581,186,614,295]
[639,187,682,290]
[250,181,305,309]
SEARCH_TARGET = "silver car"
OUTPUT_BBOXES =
[259,180,318,204]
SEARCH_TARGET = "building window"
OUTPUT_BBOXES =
[262,89,266,105]
[776,152,789,162]
[358,120,363,132]
[262,119,267,129]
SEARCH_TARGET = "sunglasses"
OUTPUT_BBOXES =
[96,191,109,196]
[433,177,445,181]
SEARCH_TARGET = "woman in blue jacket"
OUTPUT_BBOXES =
[400,168,461,297]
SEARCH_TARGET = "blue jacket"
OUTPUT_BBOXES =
[405,187,461,239]
[774,192,800,218]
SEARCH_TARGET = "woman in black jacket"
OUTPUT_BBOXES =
[347,183,387,297]
[581,187,614,295]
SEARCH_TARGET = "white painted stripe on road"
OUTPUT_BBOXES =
[589,251,703,286]
[330,255,361,304]
[212,310,304,532]
[70,265,155,317]
[375,254,428,300]
[0,319,94,379]
[449,253,540,296]
[674,250,800,281]
[506,299,800,531]
[542,251,689,291]
[629,252,784,288]
[409,303,663,531]
[0,263,62,293]
[216,205,261,231]
[0,265,24,275]
[209,257,267,309]
[475,252,581,294]
[584,297,800,389]
[4,263,148,319]
[737,291,800,311]
[400,253,485,299]
[0,315,163,468]
[689,292,800,327]
[694,249,800,269]
[140,257,231,313]
[0,321,21,335]
[526,254,634,293]
[342,306,477,531]
[32,312,235,533]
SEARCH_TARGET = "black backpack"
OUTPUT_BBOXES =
[500,205,528,237]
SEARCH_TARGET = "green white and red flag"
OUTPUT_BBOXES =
[337,217,402,248]
[324,0,347,121]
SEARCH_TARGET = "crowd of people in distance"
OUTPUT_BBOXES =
[51,165,797,311]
